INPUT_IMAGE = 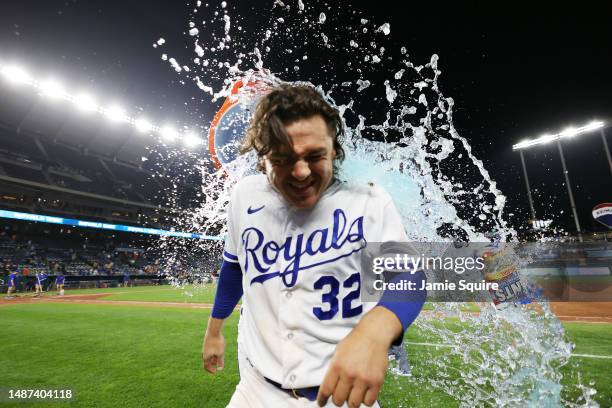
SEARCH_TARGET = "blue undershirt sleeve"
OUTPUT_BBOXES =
[376,270,427,345]
[211,260,243,319]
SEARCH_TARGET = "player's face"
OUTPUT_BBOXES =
[264,115,336,209]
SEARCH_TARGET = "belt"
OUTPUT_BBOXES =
[263,376,320,401]
[244,355,320,401]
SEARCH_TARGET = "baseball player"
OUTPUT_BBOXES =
[56,273,65,296]
[5,270,18,299]
[202,84,426,407]
[123,271,131,288]
[388,340,411,376]
[34,271,48,298]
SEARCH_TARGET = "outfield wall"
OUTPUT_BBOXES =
[0,274,167,293]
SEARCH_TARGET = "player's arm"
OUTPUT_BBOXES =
[318,232,426,407]
[317,306,400,407]
[317,271,426,407]
[202,259,243,374]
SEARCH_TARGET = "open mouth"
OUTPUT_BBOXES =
[288,180,316,196]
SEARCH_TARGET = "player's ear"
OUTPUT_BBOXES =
[331,148,336,160]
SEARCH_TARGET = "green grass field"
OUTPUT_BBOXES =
[1,286,610,407]
[23,285,481,310]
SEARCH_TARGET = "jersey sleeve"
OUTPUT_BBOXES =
[211,260,243,319]
[222,186,239,264]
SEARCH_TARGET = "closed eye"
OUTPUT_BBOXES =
[269,157,289,166]
[306,154,324,162]
[269,150,327,165]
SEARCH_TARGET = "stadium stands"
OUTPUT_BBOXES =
[0,157,49,184]
[0,220,221,292]
[0,140,173,205]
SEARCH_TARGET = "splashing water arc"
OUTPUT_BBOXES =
[155,2,600,406]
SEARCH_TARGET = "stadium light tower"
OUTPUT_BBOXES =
[512,120,607,242]
[601,127,612,176]
[517,147,537,221]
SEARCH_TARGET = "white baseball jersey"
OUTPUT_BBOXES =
[223,174,408,388]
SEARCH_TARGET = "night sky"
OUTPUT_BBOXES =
[1,0,610,235]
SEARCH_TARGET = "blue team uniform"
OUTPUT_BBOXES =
[8,272,16,288]
[37,273,48,286]
[56,275,65,285]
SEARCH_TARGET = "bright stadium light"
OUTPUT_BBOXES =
[539,134,555,144]
[104,104,128,122]
[585,120,604,132]
[560,127,578,138]
[135,117,153,133]
[0,59,214,148]
[160,125,178,141]
[514,139,529,150]
[73,93,98,112]
[1,65,31,84]
[538,134,551,143]
[513,120,606,151]
[39,79,67,99]
[183,132,203,147]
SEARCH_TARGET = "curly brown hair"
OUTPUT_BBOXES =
[241,83,345,172]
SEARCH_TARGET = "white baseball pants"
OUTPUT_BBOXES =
[227,349,380,408]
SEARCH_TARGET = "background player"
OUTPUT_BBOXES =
[202,84,426,407]
[4,269,18,299]
[123,271,131,288]
[56,273,65,296]
[388,341,411,376]
[34,271,48,298]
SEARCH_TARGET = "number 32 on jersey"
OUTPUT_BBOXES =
[313,272,362,320]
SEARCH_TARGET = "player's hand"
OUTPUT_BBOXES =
[202,327,226,374]
[317,307,402,408]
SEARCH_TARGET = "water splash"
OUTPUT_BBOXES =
[148,1,600,406]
